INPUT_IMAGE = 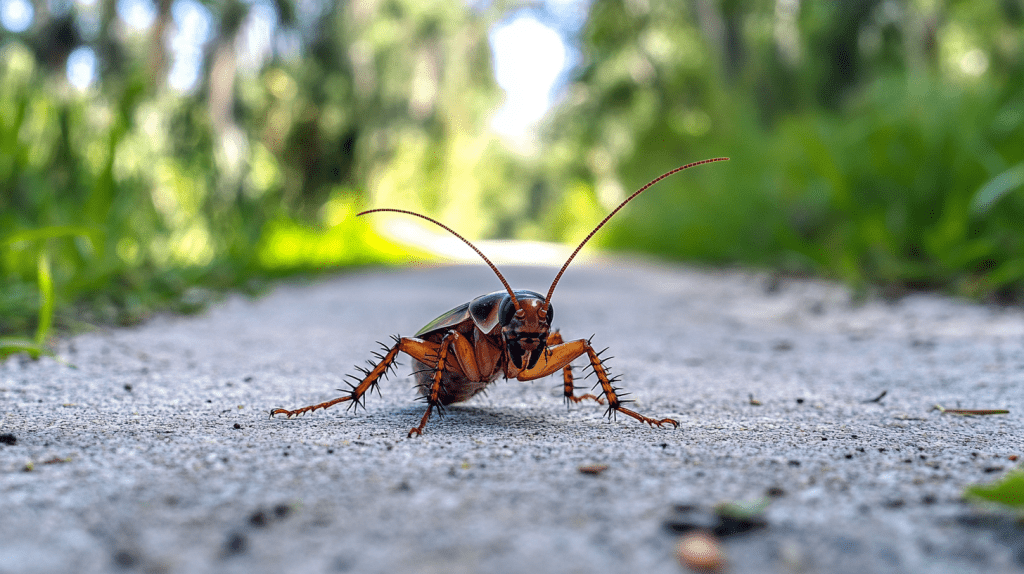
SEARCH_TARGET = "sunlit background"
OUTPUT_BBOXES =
[1,0,1023,349]
[3,0,582,136]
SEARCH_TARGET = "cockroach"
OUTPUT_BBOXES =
[271,157,729,437]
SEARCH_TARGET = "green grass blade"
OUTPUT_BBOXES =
[965,471,1024,510]
[971,162,1024,215]
[0,226,103,253]
[34,252,54,356]
[0,337,49,359]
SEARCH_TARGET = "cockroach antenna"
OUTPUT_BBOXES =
[359,158,728,311]
[543,157,729,309]
[357,208,520,309]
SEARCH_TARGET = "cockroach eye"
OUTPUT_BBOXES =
[498,296,516,326]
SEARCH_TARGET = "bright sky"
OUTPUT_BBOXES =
[0,0,32,32]
[0,0,583,137]
[488,14,567,139]
[488,0,589,139]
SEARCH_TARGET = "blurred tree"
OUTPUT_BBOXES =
[0,0,516,339]
[3,0,1022,346]
[542,0,1024,301]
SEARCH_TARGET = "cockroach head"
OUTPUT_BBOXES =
[497,291,551,370]
[497,296,520,327]
[498,291,552,330]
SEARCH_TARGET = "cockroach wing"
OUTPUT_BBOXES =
[466,291,507,334]
[415,289,548,338]
[417,290,507,337]
[415,301,472,338]
[415,290,507,338]
[468,289,547,335]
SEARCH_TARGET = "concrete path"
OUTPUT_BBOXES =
[2,260,1022,573]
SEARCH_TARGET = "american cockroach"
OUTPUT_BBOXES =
[271,157,729,437]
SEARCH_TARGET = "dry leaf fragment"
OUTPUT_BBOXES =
[933,404,1009,416]
[578,464,608,475]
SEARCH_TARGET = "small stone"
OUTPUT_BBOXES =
[224,532,247,556]
[677,531,725,572]
[273,503,291,519]
[249,510,267,528]
[112,549,138,568]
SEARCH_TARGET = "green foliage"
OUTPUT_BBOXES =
[0,39,258,341]
[966,471,1024,512]
[2,227,99,358]
[543,0,1024,301]
[3,0,1023,354]
[0,1,514,349]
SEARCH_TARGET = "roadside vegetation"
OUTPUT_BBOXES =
[541,2,1024,302]
[2,1,1022,359]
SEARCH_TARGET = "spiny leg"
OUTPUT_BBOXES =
[270,336,438,419]
[408,331,457,438]
[583,341,678,428]
[547,330,603,407]
[519,338,676,428]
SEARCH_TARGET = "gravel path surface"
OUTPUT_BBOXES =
[2,260,1023,574]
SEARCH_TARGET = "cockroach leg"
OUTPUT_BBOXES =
[269,395,354,418]
[547,330,604,407]
[270,336,439,420]
[407,405,433,438]
[584,342,678,428]
[519,338,675,427]
[565,387,605,406]
[611,405,680,429]
[408,331,455,437]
